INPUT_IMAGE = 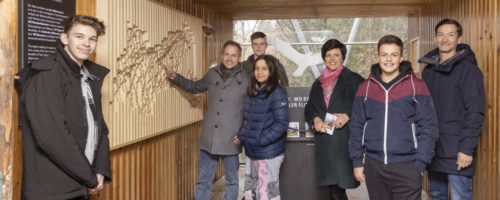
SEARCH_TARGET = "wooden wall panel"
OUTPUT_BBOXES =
[0,0,18,199]
[95,0,204,148]
[92,121,225,200]
[76,0,96,17]
[418,0,500,199]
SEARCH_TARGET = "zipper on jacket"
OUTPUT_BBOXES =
[411,123,418,149]
[370,75,409,164]
[362,122,368,145]
[383,90,389,164]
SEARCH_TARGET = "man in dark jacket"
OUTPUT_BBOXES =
[164,41,249,200]
[419,18,485,200]
[242,31,289,87]
[20,15,112,200]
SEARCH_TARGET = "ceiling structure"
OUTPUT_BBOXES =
[196,0,432,19]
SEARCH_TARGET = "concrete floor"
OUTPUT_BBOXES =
[211,166,430,200]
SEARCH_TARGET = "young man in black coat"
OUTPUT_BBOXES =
[20,15,112,200]
[419,18,485,200]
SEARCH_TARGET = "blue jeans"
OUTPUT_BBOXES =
[195,150,239,200]
[428,171,473,200]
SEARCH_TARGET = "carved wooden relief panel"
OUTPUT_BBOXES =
[96,0,203,148]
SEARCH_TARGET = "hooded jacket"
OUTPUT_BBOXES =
[419,44,485,176]
[349,61,439,173]
[20,45,112,200]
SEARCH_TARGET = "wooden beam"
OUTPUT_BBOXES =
[193,0,429,20]
[213,4,423,20]
[196,0,432,6]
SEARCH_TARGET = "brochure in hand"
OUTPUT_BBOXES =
[324,113,337,135]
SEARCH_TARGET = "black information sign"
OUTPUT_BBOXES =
[19,0,75,68]
[286,87,313,138]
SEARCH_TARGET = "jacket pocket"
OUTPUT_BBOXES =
[411,123,418,149]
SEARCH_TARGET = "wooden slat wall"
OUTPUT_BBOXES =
[416,0,500,199]
[93,121,203,200]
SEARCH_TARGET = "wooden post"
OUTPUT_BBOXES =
[0,0,18,199]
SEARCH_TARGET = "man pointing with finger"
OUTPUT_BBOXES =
[164,40,249,200]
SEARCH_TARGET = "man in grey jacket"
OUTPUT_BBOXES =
[164,40,249,200]
[242,31,289,87]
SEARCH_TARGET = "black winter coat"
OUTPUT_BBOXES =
[20,46,112,200]
[419,44,485,176]
[304,68,364,188]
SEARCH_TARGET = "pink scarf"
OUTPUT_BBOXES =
[319,65,344,108]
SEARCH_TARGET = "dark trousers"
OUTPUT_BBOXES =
[328,185,347,200]
[364,157,422,200]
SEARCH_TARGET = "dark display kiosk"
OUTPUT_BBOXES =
[280,87,329,199]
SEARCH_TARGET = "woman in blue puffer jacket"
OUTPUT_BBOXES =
[235,54,289,200]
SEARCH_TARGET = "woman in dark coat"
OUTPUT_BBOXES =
[304,39,364,200]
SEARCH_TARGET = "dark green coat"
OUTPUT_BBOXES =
[304,68,364,188]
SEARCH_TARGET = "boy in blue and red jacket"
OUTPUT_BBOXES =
[348,35,439,199]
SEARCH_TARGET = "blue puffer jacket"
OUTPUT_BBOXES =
[349,61,439,173]
[237,86,289,160]
[419,44,485,176]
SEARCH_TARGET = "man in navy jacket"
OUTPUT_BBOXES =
[419,18,485,200]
